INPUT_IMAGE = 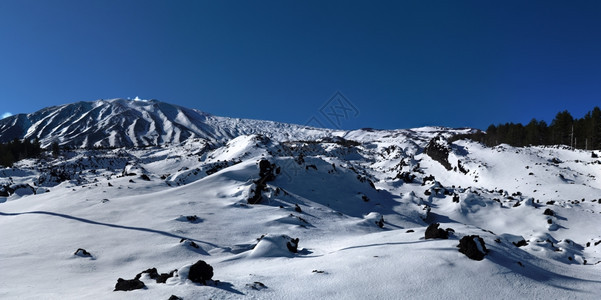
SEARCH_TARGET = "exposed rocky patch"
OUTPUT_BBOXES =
[425,136,452,170]
[248,159,277,204]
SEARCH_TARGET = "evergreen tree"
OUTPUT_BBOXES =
[0,139,42,167]
[550,110,574,146]
[479,107,601,149]
[587,107,601,149]
[485,124,497,146]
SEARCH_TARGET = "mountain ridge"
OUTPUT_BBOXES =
[0,98,477,148]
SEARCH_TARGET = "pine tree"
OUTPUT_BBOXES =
[588,107,601,149]
[550,111,574,146]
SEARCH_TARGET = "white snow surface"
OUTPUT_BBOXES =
[1,100,601,299]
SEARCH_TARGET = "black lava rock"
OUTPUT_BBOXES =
[114,278,146,291]
[258,159,275,181]
[73,248,92,257]
[186,215,200,222]
[136,268,159,280]
[188,260,213,285]
[425,223,449,239]
[458,235,487,260]
[286,238,300,253]
[157,270,178,284]
[452,194,460,203]
[513,240,528,247]
[396,172,416,183]
[248,159,277,204]
[424,136,452,170]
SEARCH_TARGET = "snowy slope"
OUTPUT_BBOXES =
[1,100,601,299]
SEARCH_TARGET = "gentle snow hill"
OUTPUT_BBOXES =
[1,99,601,299]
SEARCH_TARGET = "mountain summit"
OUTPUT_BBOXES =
[0,99,331,148]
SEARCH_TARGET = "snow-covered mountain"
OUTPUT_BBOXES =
[0,98,338,148]
[1,99,601,299]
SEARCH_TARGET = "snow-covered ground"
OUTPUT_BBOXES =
[1,126,601,299]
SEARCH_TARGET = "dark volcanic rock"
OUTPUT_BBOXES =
[188,260,214,285]
[0,185,11,197]
[458,235,488,260]
[425,223,449,239]
[73,248,92,257]
[156,270,178,284]
[457,160,469,174]
[132,267,177,284]
[396,172,416,183]
[136,268,159,280]
[424,136,452,170]
[452,193,460,203]
[258,159,275,181]
[513,239,528,247]
[286,238,300,253]
[248,159,277,204]
[186,215,200,222]
[114,278,146,291]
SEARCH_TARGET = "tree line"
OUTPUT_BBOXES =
[0,139,61,167]
[459,107,601,150]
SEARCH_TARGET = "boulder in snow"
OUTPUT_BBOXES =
[458,235,487,260]
[73,248,92,257]
[425,223,449,239]
[114,278,146,291]
[188,260,214,285]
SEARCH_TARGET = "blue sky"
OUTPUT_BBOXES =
[1,0,600,130]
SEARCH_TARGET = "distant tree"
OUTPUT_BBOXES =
[585,107,601,149]
[0,145,15,167]
[32,138,42,157]
[485,124,497,146]
[483,107,601,150]
[0,138,42,167]
[51,142,61,158]
[524,119,548,146]
[574,117,587,149]
[507,123,525,147]
[550,110,574,146]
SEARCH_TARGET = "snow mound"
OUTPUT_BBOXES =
[248,234,300,258]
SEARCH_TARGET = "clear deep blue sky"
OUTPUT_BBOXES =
[1,0,600,130]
